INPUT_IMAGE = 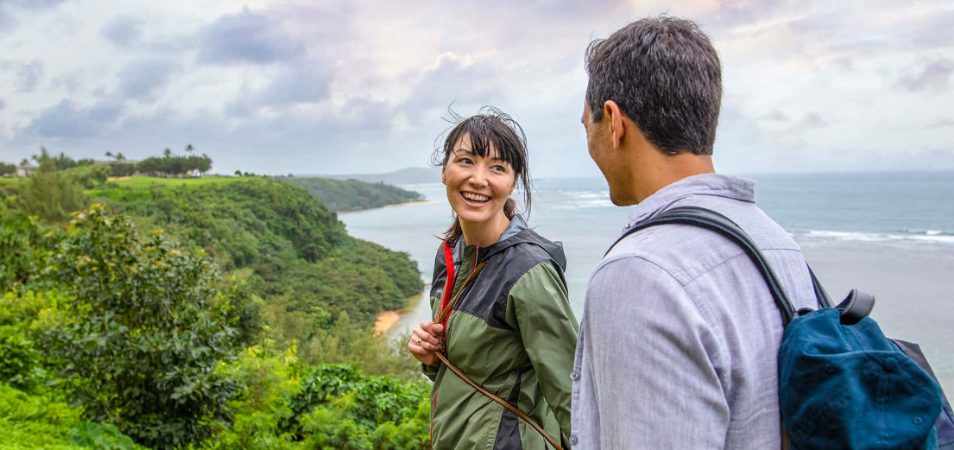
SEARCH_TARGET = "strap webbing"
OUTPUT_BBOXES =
[605,206,821,325]
[433,261,565,450]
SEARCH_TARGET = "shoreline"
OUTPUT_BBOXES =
[374,291,425,335]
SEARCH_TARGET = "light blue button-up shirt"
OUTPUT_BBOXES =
[570,174,818,449]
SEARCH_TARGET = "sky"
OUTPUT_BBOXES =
[1,0,953,178]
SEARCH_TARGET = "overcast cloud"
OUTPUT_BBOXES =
[1,0,953,177]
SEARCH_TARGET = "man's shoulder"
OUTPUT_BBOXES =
[603,200,801,285]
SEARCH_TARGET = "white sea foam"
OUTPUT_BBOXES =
[553,190,613,209]
[801,229,954,244]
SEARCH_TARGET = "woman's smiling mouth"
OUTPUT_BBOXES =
[461,191,491,204]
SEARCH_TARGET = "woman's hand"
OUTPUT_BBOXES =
[407,321,444,366]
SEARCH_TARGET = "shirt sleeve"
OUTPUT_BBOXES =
[507,262,579,444]
[584,256,729,449]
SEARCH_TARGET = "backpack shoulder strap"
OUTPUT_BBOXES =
[605,206,799,325]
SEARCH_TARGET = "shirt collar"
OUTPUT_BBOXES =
[624,173,755,232]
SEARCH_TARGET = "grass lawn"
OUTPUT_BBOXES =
[85,175,249,204]
[105,175,245,188]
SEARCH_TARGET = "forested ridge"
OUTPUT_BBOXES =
[0,151,432,449]
[278,176,423,212]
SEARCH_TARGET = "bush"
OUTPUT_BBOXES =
[289,364,429,449]
[0,383,140,450]
[16,149,86,223]
[40,205,242,448]
[63,164,111,189]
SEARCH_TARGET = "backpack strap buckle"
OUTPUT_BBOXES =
[835,289,875,325]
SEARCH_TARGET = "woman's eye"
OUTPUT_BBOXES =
[492,165,507,173]
[457,157,473,164]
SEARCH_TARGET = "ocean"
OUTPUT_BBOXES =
[339,171,954,393]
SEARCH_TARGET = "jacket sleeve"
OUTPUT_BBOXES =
[507,262,579,443]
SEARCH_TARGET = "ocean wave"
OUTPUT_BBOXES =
[550,190,614,209]
[799,229,954,244]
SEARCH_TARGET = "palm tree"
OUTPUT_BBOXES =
[185,144,194,154]
[116,152,126,162]
[105,151,114,159]
[163,148,172,158]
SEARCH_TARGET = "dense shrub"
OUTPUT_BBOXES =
[7,205,244,448]
[16,150,86,222]
[0,383,140,450]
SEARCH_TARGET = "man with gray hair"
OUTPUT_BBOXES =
[570,17,817,448]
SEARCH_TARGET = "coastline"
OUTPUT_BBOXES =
[374,291,425,335]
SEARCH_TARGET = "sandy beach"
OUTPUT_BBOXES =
[374,310,401,335]
[374,292,426,335]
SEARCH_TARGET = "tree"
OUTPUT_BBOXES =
[104,151,114,159]
[186,144,194,154]
[163,148,172,159]
[47,204,242,448]
[17,148,85,222]
[0,162,15,176]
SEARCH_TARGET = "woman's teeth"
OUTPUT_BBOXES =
[462,192,490,202]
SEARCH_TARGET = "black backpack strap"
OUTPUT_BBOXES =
[808,267,832,308]
[605,206,798,325]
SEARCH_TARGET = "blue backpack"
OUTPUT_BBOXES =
[623,206,954,449]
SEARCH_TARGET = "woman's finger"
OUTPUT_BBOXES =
[413,328,441,346]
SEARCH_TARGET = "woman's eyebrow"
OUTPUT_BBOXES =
[452,148,506,162]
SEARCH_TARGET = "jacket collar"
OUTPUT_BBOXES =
[452,214,528,263]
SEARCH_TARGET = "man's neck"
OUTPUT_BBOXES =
[632,153,715,203]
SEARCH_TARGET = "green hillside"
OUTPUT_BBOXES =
[278,176,423,212]
[1,161,431,449]
[85,176,422,329]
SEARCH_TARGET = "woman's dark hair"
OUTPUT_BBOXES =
[431,106,532,243]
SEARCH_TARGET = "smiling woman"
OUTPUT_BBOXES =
[434,107,533,246]
[406,107,579,449]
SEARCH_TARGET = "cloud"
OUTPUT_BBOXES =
[14,60,43,93]
[6,0,70,7]
[101,15,143,47]
[25,99,126,138]
[896,58,953,93]
[117,59,178,101]
[0,8,16,35]
[0,97,6,111]
[795,112,827,130]
[226,62,333,115]
[196,9,306,65]
[759,109,790,122]
[401,53,506,120]
[929,119,954,129]
[0,0,70,34]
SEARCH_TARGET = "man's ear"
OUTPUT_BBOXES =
[603,100,625,149]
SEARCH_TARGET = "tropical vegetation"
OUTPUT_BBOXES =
[0,149,432,449]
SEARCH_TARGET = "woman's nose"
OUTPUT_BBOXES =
[468,167,489,187]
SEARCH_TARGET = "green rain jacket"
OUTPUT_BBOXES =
[424,215,579,449]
